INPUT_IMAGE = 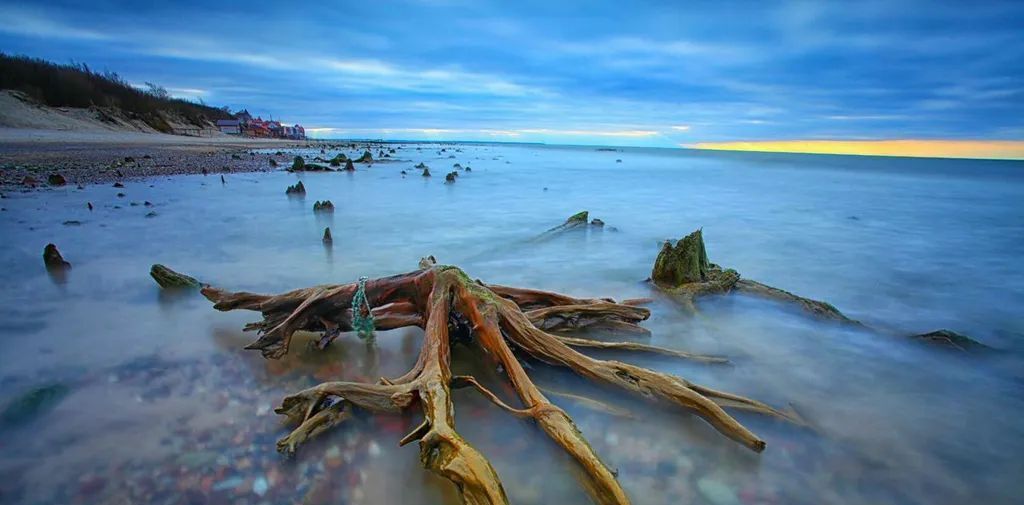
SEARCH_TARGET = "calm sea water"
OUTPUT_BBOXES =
[1,143,1022,504]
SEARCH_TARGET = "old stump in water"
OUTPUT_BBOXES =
[180,260,802,505]
[652,228,989,351]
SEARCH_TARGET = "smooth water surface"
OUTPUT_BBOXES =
[1,144,1023,505]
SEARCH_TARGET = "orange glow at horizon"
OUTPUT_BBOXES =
[688,140,1024,160]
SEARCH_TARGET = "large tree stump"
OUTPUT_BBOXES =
[652,228,990,351]
[185,263,801,505]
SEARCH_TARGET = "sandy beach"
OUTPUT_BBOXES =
[0,128,317,187]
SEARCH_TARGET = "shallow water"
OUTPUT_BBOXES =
[1,144,1023,505]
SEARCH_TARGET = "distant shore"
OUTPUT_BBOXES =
[0,128,317,188]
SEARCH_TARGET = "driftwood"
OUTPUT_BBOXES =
[652,229,989,352]
[534,211,609,241]
[186,260,801,505]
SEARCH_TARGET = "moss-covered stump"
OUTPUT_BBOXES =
[909,329,991,352]
[652,228,989,352]
[187,263,801,505]
[313,200,334,213]
[534,211,610,241]
[150,264,201,289]
[652,229,711,287]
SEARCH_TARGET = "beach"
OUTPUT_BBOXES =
[1,137,1022,504]
[0,128,318,187]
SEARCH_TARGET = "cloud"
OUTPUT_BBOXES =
[688,140,1024,160]
[0,5,111,40]
[1,0,1021,144]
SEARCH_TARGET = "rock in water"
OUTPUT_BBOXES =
[291,156,305,171]
[313,200,335,213]
[422,168,431,177]
[1,383,70,427]
[323,227,333,244]
[344,159,355,171]
[43,243,70,269]
[355,150,373,163]
[285,181,306,195]
[445,171,457,183]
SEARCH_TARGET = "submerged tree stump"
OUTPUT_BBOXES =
[652,228,989,351]
[150,264,201,289]
[188,262,800,505]
[43,243,70,269]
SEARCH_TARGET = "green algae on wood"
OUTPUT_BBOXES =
[652,229,710,287]
[653,227,990,352]
[150,264,201,289]
[566,210,589,224]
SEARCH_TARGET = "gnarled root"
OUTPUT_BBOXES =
[196,264,798,505]
[650,228,990,351]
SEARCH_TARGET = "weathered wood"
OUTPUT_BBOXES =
[652,228,989,351]
[194,264,798,505]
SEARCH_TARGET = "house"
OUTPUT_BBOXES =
[216,119,241,134]
[283,124,306,140]
[233,109,253,125]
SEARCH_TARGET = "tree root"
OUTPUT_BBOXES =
[192,263,799,505]
[651,229,990,352]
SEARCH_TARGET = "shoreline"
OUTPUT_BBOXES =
[0,128,325,188]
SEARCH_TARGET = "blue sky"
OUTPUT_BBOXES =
[1,0,1022,146]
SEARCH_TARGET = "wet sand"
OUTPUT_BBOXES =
[0,128,318,187]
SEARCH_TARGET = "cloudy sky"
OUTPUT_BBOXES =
[1,0,1022,150]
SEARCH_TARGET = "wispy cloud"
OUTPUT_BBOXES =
[0,5,111,41]
[689,140,1024,160]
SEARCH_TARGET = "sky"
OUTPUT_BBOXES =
[1,0,1023,155]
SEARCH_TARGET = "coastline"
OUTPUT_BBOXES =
[0,128,317,188]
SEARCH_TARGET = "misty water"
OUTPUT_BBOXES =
[1,144,1023,505]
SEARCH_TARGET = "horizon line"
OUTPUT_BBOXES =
[307,136,1024,161]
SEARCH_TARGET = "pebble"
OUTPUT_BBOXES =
[252,476,268,496]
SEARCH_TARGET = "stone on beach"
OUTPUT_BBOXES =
[47,173,66,186]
